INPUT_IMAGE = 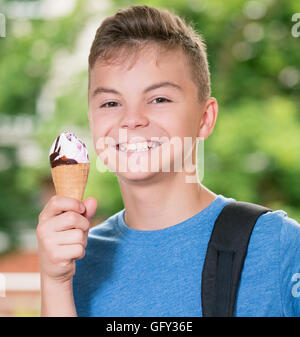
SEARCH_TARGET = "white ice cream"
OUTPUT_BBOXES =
[49,132,89,165]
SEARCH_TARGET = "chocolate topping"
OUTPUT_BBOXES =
[50,153,78,168]
[49,132,88,167]
[50,136,78,168]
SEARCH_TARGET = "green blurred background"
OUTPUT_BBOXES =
[0,0,300,255]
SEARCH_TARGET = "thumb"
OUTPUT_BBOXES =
[83,197,98,222]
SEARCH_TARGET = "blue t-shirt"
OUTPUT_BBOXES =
[73,194,300,317]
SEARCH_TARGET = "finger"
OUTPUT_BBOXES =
[47,211,90,232]
[83,197,98,222]
[39,195,85,223]
[57,244,85,261]
[55,229,87,247]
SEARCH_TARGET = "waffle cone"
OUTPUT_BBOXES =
[51,163,90,201]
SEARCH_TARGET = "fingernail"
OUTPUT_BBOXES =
[80,204,85,213]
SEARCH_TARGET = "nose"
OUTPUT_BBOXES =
[119,109,149,130]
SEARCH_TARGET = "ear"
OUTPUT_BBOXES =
[198,97,218,140]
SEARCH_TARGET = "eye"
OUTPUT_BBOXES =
[152,97,172,104]
[100,101,120,108]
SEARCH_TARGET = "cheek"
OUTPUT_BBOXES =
[165,119,193,139]
[89,115,109,150]
[90,113,121,158]
[158,105,197,137]
[91,111,114,134]
[178,112,200,138]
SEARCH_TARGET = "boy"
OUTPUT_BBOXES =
[36,5,300,316]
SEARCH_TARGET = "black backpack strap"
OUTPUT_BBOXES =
[201,201,272,317]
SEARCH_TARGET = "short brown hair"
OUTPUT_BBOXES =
[89,5,211,102]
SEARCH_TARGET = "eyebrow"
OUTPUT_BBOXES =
[92,81,183,97]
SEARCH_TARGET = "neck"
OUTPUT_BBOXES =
[118,172,217,231]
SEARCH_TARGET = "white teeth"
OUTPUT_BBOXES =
[127,143,137,151]
[136,143,143,150]
[119,144,127,152]
[118,141,161,152]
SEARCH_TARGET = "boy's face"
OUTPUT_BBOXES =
[88,45,208,183]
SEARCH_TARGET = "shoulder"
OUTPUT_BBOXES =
[268,209,300,271]
[235,205,300,272]
[255,208,300,314]
[247,208,300,254]
[254,208,300,247]
[237,206,300,316]
[260,209,300,316]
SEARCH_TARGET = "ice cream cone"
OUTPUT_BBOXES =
[51,163,90,201]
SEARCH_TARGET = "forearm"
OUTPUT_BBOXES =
[40,274,77,317]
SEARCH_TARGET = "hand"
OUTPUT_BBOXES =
[36,195,97,285]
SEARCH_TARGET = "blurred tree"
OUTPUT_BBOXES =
[0,0,121,252]
[0,0,299,253]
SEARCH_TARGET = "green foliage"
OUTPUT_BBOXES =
[0,0,299,252]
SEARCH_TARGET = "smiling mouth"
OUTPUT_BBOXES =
[115,141,163,153]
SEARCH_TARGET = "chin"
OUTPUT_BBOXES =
[116,170,163,184]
